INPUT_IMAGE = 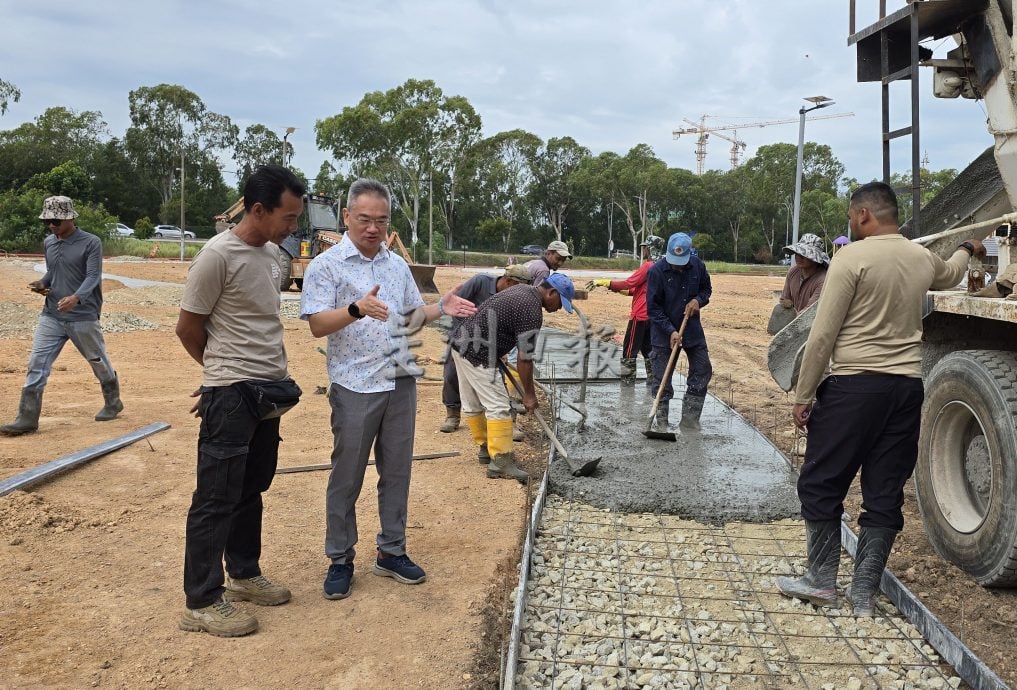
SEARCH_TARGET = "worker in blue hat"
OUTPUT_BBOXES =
[645,232,713,432]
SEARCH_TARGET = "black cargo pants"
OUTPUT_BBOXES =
[183,383,281,609]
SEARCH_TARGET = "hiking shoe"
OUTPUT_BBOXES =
[374,554,426,584]
[179,596,258,637]
[224,574,291,606]
[323,562,354,600]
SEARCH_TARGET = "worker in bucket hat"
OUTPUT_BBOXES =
[2,196,124,437]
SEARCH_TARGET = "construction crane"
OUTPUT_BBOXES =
[673,112,855,175]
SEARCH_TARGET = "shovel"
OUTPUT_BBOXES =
[498,360,601,477]
[573,305,592,429]
[643,312,690,442]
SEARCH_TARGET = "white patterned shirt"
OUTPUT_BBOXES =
[300,236,425,393]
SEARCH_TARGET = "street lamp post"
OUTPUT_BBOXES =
[792,96,834,246]
[427,173,433,265]
[281,127,296,167]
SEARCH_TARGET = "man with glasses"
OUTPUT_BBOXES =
[301,178,476,601]
[1,196,123,436]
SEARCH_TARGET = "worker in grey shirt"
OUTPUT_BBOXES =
[1,196,123,436]
[440,263,532,432]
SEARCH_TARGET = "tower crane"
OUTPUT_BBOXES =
[673,112,855,175]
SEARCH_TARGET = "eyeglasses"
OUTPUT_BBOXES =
[353,215,391,229]
[43,219,63,226]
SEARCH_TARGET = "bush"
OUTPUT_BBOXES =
[134,217,154,240]
[0,186,114,252]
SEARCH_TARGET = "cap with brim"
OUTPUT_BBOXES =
[543,272,575,313]
[665,233,692,266]
[546,240,572,258]
[784,233,830,265]
[503,264,532,282]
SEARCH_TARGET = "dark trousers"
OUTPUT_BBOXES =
[798,374,924,531]
[184,384,280,609]
[622,319,652,360]
[442,343,460,410]
[649,343,713,404]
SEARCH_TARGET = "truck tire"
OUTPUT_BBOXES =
[915,350,1017,586]
[277,247,292,292]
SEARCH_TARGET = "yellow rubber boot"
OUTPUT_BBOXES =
[464,413,490,464]
[486,418,527,482]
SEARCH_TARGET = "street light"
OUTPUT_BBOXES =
[281,127,296,167]
[792,96,834,246]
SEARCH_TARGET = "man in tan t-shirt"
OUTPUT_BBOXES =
[776,181,985,617]
[175,165,306,637]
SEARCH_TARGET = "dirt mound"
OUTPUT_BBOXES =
[0,491,97,541]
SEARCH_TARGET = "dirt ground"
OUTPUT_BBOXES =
[0,258,1014,688]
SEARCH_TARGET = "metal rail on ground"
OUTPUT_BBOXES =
[0,422,171,497]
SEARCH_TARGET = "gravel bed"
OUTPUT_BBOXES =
[104,285,183,307]
[0,302,159,338]
[514,496,963,689]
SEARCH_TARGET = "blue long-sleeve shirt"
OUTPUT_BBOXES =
[41,227,104,322]
[646,256,712,349]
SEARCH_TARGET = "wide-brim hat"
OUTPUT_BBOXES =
[39,195,79,220]
[784,233,830,265]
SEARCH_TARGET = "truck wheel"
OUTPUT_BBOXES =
[277,247,292,292]
[915,350,1017,586]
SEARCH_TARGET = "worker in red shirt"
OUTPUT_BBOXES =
[588,235,664,387]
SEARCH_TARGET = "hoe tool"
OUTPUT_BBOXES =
[498,360,600,477]
[643,312,690,442]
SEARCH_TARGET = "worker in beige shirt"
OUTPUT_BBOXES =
[776,181,985,617]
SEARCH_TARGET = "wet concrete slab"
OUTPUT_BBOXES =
[533,329,800,524]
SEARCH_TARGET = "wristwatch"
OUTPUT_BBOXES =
[959,241,975,256]
[347,302,365,319]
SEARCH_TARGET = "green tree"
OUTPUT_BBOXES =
[316,79,481,247]
[0,78,20,115]
[475,217,513,253]
[235,124,289,189]
[529,136,590,241]
[134,216,154,240]
[470,129,542,246]
[0,184,115,251]
[889,167,959,223]
[0,107,109,191]
[125,84,238,220]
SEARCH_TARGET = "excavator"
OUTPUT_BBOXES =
[215,195,438,294]
[771,0,1017,588]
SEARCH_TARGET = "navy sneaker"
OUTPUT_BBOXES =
[373,554,426,584]
[323,562,354,600]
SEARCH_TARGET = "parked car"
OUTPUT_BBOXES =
[109,222,134,237]
[152,225,196,239]
[520,244,544,255]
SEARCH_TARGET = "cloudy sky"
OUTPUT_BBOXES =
[0,0,996,187]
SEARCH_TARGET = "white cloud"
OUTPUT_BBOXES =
[0,0,999,190]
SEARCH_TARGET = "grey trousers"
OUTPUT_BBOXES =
[24,315,116,392]
[325,378,416,564]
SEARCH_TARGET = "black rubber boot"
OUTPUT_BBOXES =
[654,403,669,430]
[477,443,491,465]
[95,375,124,421]
[644,360,655,393]
[620,357,637,383]
[849,526,897,617]
[678,394,705,431]
[1,388,43,436]
[777,519,841,607]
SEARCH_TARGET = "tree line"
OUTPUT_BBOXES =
[0,77,957,260]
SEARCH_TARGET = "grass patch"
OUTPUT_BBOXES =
[102,237,202,259]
